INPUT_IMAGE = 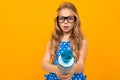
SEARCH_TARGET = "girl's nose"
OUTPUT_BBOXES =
[64,19,68,24]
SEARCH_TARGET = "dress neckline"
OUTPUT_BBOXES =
[61,41,70,43]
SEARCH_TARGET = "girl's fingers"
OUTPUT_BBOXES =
[61,77,71,80]
[59,73,73,79]
[56,68,74,79]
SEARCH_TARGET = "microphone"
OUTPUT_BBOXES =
[58,48,75,74]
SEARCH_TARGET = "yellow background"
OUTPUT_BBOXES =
[0,0,120,80]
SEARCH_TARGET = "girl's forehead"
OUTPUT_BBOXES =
[58,8,74,16]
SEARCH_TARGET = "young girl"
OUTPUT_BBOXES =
[42,2,88,80]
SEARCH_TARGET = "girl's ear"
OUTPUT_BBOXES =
[54,17,57,26]
[55,17,60,27]
[73,22,77,29]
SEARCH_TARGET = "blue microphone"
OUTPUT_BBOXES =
[58,48,75,74]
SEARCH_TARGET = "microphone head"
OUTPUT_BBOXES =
[61,48,73,63]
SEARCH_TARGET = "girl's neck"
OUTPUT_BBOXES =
[61,32,71,42]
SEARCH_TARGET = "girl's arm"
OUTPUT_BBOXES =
[41,41,57,73]
[73,37,88,73]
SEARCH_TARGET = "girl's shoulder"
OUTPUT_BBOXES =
[46,40,51,49]
[82,36,88,43]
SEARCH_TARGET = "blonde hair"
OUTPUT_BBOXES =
[49,2,84,62]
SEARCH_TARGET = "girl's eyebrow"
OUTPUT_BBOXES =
[58,15,75,17]
[58,14,74,16]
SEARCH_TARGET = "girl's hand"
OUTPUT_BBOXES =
[57,72,74,80]
[54,66,74,80]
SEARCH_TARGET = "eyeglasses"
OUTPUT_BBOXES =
[57,16,76,23]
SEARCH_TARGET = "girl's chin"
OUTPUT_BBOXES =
[61,28,72,33]
[62,29,70,33]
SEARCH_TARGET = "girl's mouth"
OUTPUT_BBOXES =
[63,26,69,30]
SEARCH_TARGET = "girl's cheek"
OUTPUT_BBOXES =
[59,24,64,28]
[59,24,62,28]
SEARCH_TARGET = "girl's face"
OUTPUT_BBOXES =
[57,8,76,33]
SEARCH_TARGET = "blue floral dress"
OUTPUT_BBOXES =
[44,41,87,80]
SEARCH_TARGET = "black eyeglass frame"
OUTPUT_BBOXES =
[56,16,76,23]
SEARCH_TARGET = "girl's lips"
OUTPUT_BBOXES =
[63,26,69,30]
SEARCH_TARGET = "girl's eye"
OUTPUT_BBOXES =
[59,17,64,20]
[68,17,74,20]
